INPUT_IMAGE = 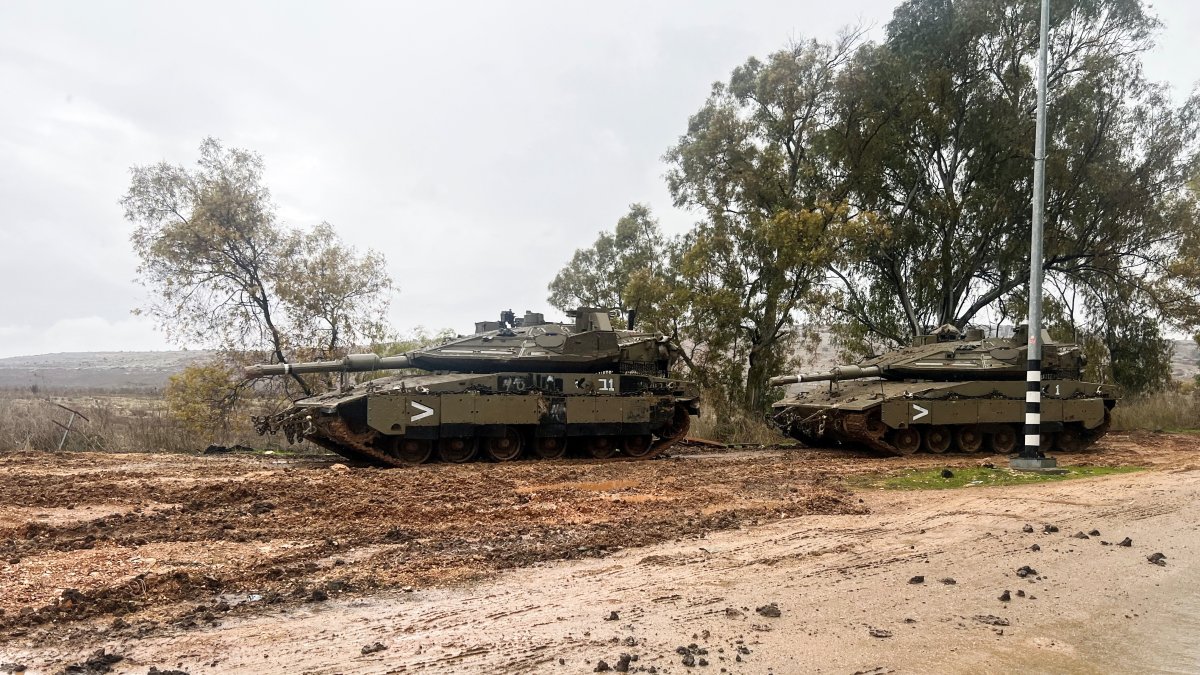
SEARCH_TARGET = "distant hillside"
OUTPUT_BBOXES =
[0,351,215,392]
[1173,339,1200,381]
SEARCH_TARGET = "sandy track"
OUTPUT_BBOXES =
[1,431,1197,673]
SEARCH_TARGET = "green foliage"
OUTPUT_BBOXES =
[822,0,1199,394]
[559,0,1199,406]
[276,222,393,357]
[663,36,870,411]
[164,361,240,438]
[548,204,666,317]
[122,138,396,397]
[853,465,1143,491]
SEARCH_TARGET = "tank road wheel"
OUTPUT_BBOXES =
[891,428,921,455]
[532,437,567,460]
[587,437,619,460]
[485,427,524,462]
[622,434,655,459]
[987,426,1018,454]
[438,436,478,463]
[954,425,984,453]
[1055,427,1083,453]
[923,426,952,454]
[392,438,433,466]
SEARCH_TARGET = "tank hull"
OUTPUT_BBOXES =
[772,379,1116,455]
[256,371,700,467]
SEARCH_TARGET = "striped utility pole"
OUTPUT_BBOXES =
[1016,0,1054,468]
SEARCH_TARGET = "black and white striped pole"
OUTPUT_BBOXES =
[1013,0,1057,471]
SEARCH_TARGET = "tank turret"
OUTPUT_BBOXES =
[246,308,699,468]
[770,324,1086,388]
[246,307,678,379]
[770,326,1115,457]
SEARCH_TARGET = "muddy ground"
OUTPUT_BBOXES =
[0,431,1197,673]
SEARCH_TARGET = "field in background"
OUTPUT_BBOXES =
[1110,389,1200,433]
[0,391,306,455]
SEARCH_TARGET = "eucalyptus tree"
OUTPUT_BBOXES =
[824,0,1200,362]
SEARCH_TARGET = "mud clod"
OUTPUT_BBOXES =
[361,642,387,655]
[755,603,781,617]
[59,648,123,674]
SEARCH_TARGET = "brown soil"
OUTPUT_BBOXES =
[0,430,1195,673]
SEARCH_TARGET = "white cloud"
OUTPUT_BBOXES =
[0,0,1195,358]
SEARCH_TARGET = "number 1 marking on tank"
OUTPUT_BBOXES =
[911,404,929,421]
[410,401,434,421]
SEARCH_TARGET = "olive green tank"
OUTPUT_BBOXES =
[246,308,699,467]
[769,325,1117,455]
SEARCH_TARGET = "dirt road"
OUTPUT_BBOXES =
[1,431,1197,673]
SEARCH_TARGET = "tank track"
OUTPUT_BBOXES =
[779,408,1113,457]
[255,404,693,468]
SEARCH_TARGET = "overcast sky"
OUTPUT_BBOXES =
[0,0,1196,358]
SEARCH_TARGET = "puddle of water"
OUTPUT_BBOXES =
[980,564,1200,675]
[1109,566,1200,674]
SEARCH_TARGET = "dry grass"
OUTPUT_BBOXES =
[691,397,790,445]
[0,391,302,454]
[1110,390,1200,432]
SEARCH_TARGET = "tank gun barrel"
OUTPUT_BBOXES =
[769,365,883,387]
[244,353,411,379]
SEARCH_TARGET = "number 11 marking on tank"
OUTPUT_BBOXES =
[410,401,434,421]
[911,404,929,421]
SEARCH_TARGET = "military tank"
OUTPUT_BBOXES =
[246,308,699,467]
[769,325,1117,455]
